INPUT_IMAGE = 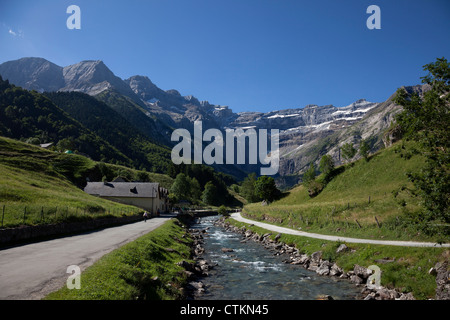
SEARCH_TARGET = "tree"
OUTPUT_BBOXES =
[189,177,202,201]
[217,205,228,216]
[359,139,370,161]
[170,173,190,201]
[341,142,356,163]
[255,175,280,202]
[319,155,334,179]
[202,181,218,205]
[240,172,259,203]
[303,163,316,185]
[393,57,449,235]
[57,137,76,152]
[303,163,323,197]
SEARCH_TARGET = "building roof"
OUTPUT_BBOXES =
[84,182,161,198]
[40,142,53,148]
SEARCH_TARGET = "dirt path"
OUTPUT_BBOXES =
[231,212,450,248]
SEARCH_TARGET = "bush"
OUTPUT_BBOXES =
[218,205,228,216]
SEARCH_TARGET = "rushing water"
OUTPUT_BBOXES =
[191,216,361,300]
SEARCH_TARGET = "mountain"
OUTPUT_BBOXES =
[0,76,133,166]
[0,57,424,187]
[0,57,65,92]
[61,60,138,98]
[43,91,172,173]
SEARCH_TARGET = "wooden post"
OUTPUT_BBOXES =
[368,196,371,204]
[375,216,381,228]
[41,207,44,222]
[1,205,5,227]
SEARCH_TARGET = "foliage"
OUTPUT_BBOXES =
[341,142,357,163]
[168,163,234,205]
[0,77,132,166]
[393,57,449,236]
[239,173,256,202]
[254,175,280,202]
[44,91,172,173]
[242,140,431,241]
[302,163,323,197]
[202,181,218,205]
[240,172,259,203]
[169,173,191,202]
[359,139,370,161]
[303,163,316,185]
[319,155,334,180]
[218,205,228,216]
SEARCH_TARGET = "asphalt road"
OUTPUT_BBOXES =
[231,212,450,248]
[0,214,174,300]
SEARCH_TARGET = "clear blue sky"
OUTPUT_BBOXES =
[1,0,449,113]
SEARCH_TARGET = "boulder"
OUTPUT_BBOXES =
[364,292,376,300]
[311,251,323,264]
[316,261,332,276]
[176,260,195,272]
[353,264,372,280]
[329,263,343,277]
[376,288,399,300]
[350,275,364,285]
[428,267,438,276]
[299,254,310,263]
[336,244,349,253]
[397,292,415,300]
[308,264,319,272]
[434,261,450,300]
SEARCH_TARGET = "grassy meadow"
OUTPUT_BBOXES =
[0,136,173,228]
[242,141,447,242]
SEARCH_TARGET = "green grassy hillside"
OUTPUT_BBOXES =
[0,136,173,228]
[242,141,443,242]
[44,91,172,173]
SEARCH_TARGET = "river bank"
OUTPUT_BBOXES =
[184,216,361,300]
[215,216,421,300]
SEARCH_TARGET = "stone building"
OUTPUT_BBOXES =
[84,181,169,215]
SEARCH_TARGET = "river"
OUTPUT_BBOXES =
[190,215,361,300]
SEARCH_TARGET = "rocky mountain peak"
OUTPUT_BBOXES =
[125,75,162,101]
[62,60,112,86]
[60,60,137,97]
[0,57,64,92]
